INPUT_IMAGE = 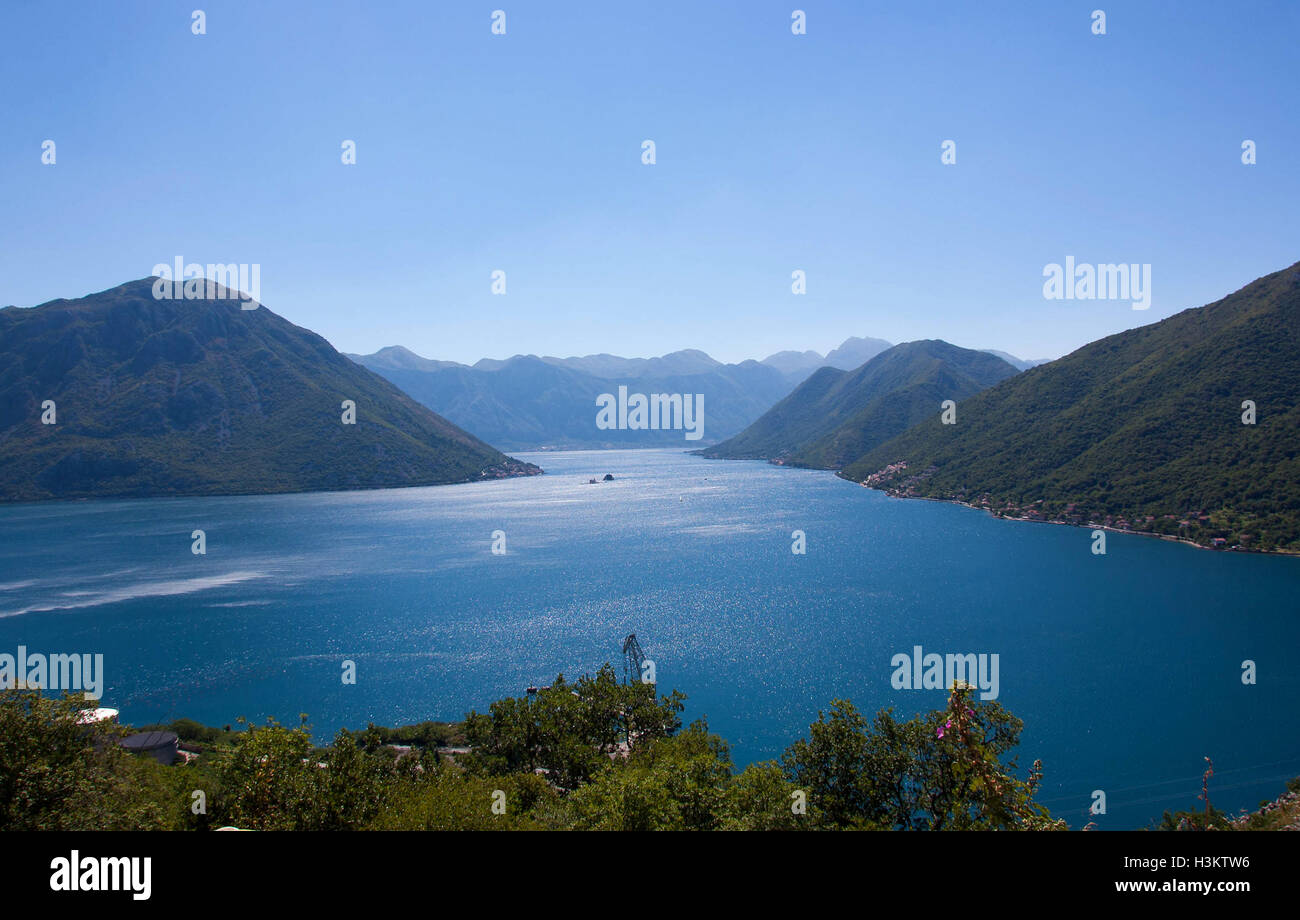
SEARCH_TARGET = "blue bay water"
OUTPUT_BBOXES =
[1,447,1297,829]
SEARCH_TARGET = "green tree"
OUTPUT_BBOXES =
[783,687,1063,830]
[564,721,733,831]
[463,664,684,791]
[214,717,320,830]
[722,762,806,830]
[0,689,178,830]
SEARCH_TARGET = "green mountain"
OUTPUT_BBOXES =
[0,279,540,501]
[698,340,1019,466]
[843,261,1300,552]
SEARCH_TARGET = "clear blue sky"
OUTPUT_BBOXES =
[2,1,1296,365]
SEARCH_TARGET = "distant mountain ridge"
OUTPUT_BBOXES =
[843,260,1300,552]
[759,349,825,380]
[980,350,1049,372]
[356,345,467,373]
[534,349,722,378]
[350,351,791,449]
[823,336,895,371]
[759,336,894,383]
[347,337,1045,451]
[756,338,1044,383]
[699,340,1019,466]
[0,280,539,501]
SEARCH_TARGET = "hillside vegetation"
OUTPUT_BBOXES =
[844,261,1300,552]
[699,341,1018,467]
[0,279,538,501]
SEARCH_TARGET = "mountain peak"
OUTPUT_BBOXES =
[351,345,467,372]
[702,340,1016,465]
[823,336,894,370]
[0,281,538,501]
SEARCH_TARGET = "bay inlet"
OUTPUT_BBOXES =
[2,448,1297,829]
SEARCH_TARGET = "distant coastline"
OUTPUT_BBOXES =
[841,471,1300,558]
[0,461,544,507]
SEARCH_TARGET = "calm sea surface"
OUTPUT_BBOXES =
[2,448,1297,828]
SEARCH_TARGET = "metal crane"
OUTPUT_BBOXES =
[622,633,648,686]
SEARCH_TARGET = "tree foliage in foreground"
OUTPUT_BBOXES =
[15,677,1251,832]
[784,686,1063,830]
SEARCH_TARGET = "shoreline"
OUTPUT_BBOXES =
[0,464,545,510]
[841,473,1300,558]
